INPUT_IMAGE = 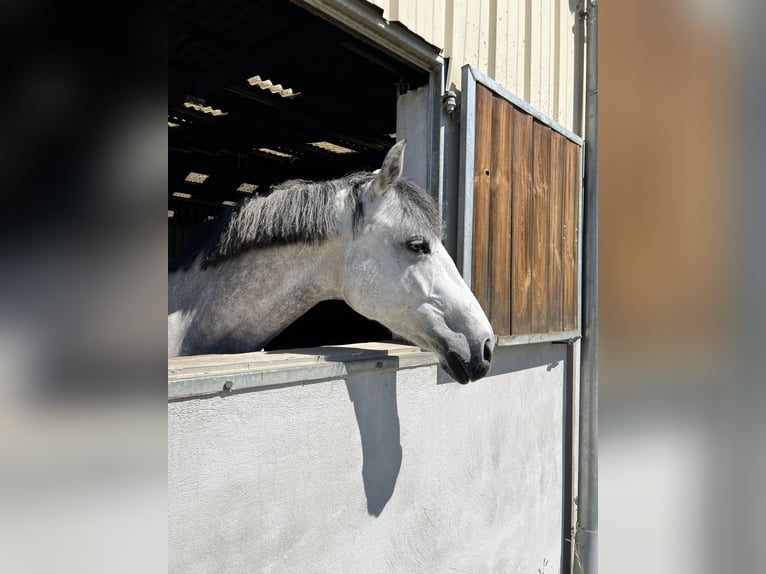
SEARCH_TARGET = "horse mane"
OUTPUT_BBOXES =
[169,171,442,272]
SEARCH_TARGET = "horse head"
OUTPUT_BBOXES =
[340,141,495,383]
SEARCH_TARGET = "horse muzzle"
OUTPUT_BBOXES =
[442,337,493,384]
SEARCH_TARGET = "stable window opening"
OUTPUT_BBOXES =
[169,0,434,352]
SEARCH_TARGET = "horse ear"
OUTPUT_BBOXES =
[373,140,406,196]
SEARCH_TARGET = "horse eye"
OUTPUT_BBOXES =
[406,237,430,254]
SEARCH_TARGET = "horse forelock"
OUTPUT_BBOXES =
[390,179,443,240]
[168,171,442,272]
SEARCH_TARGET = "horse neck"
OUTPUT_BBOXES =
[233,239,344,305]
[173,238,346,354]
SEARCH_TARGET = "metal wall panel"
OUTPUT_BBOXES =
[369,0,580,132]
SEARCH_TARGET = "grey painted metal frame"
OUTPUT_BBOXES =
[168,344,439,400]
[429,63,447,214]
[578,115,586,335]
[458,64,584,347]
[496,331,580,346]
[293,0,443,71]
[575,1,599,572]
[457,64,477,287]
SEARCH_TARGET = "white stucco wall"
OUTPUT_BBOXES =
[168,343,565,573]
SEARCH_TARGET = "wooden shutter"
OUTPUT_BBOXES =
[459,66,582,344]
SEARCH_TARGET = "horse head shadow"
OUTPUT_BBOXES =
[286,346,402,517]
[345,373,402,516]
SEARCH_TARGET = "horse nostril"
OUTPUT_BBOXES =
[483,338,493,363]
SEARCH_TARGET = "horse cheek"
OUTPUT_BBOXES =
[352,251,406,322]
[342,251,386,317]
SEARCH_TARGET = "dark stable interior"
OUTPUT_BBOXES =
[169,0,429,350]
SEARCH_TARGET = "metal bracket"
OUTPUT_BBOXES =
[579,0,597,18]
[553,336,582,346]
[441,90,459,118]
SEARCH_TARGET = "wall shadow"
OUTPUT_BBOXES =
[281,345,403,516]
[345,373,402,517]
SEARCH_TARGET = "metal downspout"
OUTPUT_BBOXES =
[575,1,598,573]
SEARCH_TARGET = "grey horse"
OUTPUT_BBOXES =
[168,141,494,383]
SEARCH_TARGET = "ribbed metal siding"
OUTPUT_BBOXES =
[369,0,579,132]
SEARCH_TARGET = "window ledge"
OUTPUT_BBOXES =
[168,342,439,400]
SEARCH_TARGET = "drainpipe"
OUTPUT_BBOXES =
[572,0,585,137]
[575,1,598,574]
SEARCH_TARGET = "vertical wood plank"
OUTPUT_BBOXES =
[489,96,513,335]
[547,131,565,333]
[471,84,494,314]
[510,108,533,334]
[530,122,550,333]
[562,141,580,330]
